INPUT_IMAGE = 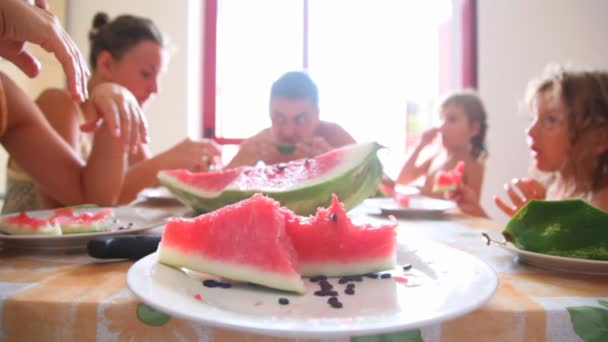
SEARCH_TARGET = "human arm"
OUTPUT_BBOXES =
[0,72,147,206]
[225,131,277,169]
[395,128,439,184]
[117,138,221,203]
[462,161,485,201]
[493,177,546,217]
[447,182,488,218]
[0,0,88,100]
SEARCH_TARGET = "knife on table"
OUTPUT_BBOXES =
[87,235,161,261]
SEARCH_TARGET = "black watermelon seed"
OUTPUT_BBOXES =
[344,288,355,295]
[338,277,350,284]
[365,273,379,279]
[219,282,232,289]
[330,213,337,222]
[278,298,289,305]
[351,275,363,282]
[402,264,413,271]
[310,275,327,282]
[314,290,338,297]
[128,222,134,226]
[327,297,339,304]
[346,283,355,289]
[380,273,392,279]
[330,301,343,309]
[319,280,333,291]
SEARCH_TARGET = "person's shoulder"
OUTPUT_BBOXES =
[316,120,355,146]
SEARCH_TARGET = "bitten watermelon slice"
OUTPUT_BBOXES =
[0,212,61,235]
[158,193,305,293]
[432,161,465,193]
[157,193,397,293]
[282,194,397,277]
[51,208,115,234]
[158,142,383,215]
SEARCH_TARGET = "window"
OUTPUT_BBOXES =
[203,0,477,175]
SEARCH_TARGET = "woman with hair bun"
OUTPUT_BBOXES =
[2,12,220,213]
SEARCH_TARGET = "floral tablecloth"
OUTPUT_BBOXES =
[1,208,607,342]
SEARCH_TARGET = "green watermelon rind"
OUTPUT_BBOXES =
[159,143,383,215]
[158,248,306,294]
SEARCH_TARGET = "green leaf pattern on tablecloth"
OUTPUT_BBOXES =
[352,329,423,342]
[567,299,608,342]
[136,303,171,326]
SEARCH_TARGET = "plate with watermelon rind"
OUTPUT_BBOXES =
[0,206,180,251]
[127,238,498,338]
[364,196,456,217]
[483,231,608,275]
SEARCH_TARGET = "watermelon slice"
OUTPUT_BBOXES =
[158,193,305,293]
[158,142,383,215]
[432,161,465,193]
[282,194,397,277]
[0,212,61,235]
[51,208,115,234]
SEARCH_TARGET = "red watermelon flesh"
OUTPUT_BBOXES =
[158,193,305,294]
[0,212,61,235]
[51,208,115,234]
[283,194,397,277]
[432,161,465,193]
[162,149,342,194]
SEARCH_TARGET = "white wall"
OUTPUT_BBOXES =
[66,0,202,155]
[478,0,608,222]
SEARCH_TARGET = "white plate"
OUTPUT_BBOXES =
[0,206,176,251]
[365,197,455,217]
[485,233,608,275]
[127,239,498,338]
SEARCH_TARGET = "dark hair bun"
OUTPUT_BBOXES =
[92,12,110,30]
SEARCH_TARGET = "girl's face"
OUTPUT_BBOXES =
[526,90,570,172]
[438,103,479,151]
[100,40,166,106]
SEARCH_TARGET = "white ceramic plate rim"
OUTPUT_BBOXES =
[485,232,608,275]
[127,239,498,338]
[365,197,456,214]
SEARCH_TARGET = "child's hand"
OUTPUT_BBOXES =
[493,177,546,216]
[447,182,488,217]
[419,127,440,146]
[80,83,149,154]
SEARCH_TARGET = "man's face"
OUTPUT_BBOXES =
[269,97,320,144]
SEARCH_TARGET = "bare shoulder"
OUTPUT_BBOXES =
[316,121,356,147]
[465,158,485,175]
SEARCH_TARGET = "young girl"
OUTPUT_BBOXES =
[2,12,220,213]
[396,91,488,199]
[453,66,608,217]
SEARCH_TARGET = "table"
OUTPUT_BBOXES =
[1,205,607,342]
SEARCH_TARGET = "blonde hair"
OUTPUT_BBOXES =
[525,65,608,193]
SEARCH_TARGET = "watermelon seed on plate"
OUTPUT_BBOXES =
[344,288,355,295]
[327,297,344,309]
[327,297,339,304]
[402,264,413,271]
[380,273,392,279]
[309,275,327,282]
[346,283,355,289]
[278,298,290,305]
[314,290,338,297]
[319,280,333,291]
[364,273,380,279]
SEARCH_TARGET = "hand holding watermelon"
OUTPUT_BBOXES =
[432,160,465,193]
